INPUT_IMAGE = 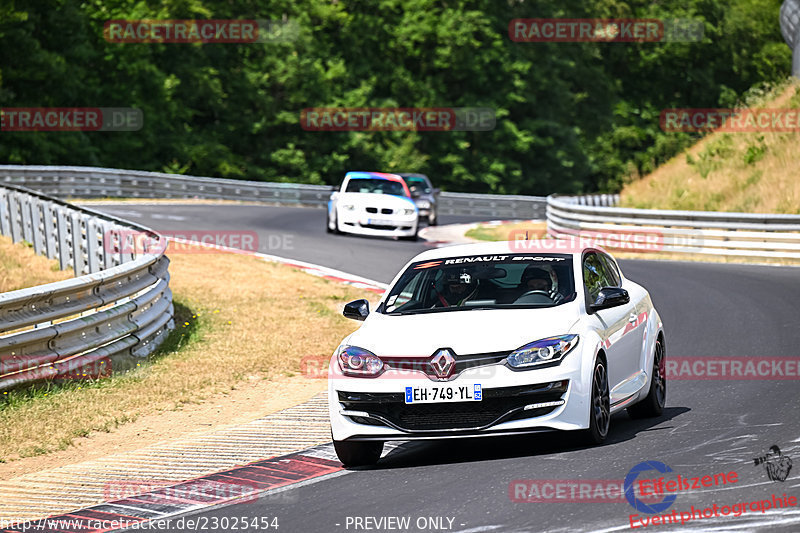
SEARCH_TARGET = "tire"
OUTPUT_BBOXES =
[399,224,419,241]
[327,210,341,234]
[582,357,610,445]
[428,209,438,226]
[627,337,666,419]
[333,439,383,467]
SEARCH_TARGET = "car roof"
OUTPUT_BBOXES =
[408,240,597,262]
[345,171,405,182]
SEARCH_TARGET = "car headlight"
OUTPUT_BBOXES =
[402,208,416,216]
[341,204,356,211]
[336,345,384,376]
[507,335,579,369]
[416,200,431,209]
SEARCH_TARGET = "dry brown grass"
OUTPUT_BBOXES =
[0,242,378,461]
[0,235,72,293]
[621,82,800,214]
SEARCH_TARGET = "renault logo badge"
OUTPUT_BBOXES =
[430,349,456,379]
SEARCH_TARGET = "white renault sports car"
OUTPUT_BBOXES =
[328,241,666,466]
[327,171,419,240]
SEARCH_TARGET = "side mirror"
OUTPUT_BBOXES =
[590,287,629,312]
[343,299,369,321]
[433,188,441,195]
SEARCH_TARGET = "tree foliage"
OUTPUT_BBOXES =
[0,0,791,194]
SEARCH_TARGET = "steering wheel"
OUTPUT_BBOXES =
[513,290,553,304]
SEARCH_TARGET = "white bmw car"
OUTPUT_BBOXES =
[327,171,419,240]
[328,241,666,466]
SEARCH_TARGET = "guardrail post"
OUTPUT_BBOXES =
[31,202,45,255]
[21,194,35,244]
[86,218,101,273]
[0,188,10,236]
[9,192,23,243]
[71,213,86,275]
[56,207,72,271]
[44,202,58,260]
[103,222,119,269]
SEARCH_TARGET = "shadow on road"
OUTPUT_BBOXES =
[365,406,691,470]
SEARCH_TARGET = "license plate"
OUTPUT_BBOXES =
[404,384,482,404]
[366,218,395,226]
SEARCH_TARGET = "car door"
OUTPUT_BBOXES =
[582,252,640,404]
[599,253,648,389]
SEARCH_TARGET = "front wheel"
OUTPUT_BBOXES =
[428,209,438,226]
[627,337,666,419]
[582,357,610,445]
[333,439,383,467]
[399,224,419,241]
[327,210,341,234]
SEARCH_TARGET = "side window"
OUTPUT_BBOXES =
[599,254,621,287]
[583,253,613,301]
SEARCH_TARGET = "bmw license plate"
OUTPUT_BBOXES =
[404,384,482,404]
[366,218,395,226]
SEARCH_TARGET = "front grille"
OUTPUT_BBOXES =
[362,224,398,230]
[339,381,568,431]
[381,208,393,214]
[383,350,510,380]
[366,207,378,213]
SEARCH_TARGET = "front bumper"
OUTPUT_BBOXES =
[338,211,418,237]
[329,360,590,441]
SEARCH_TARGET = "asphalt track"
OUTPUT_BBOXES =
[94,203,800,533]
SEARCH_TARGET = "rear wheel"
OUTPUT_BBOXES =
[627,337,666,419]
[582,357,610,445]
[333,439,383,467]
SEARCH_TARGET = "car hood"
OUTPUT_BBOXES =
[347,304,581,357]
[337,192,417,209]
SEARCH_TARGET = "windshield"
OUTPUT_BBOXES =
[404,177,431,194]
[381,254,575,315]
[345,178,408,197]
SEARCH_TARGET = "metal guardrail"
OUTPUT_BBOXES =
[0,165,547,220]
[547,195,800,259]
[0,183,174,391]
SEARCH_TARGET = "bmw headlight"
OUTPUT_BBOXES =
[402,208,416,216]
[507,335,579,369]
[336,345,384,376]
[342,204,356,211]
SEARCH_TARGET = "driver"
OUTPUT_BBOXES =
[519,265,562,303]
[434,269,478,307]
